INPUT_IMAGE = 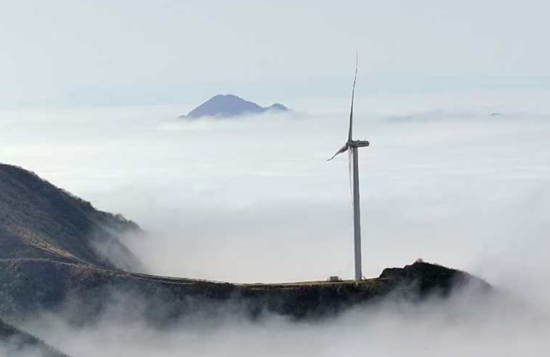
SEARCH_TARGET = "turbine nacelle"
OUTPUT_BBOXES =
[348,140,370,148]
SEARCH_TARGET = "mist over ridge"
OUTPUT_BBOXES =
[1,88,549,356]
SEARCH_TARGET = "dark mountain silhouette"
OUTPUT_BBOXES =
[0,257,491,324]
[182,94,289,118]
[0,164,142,271]
[0,163,492,327]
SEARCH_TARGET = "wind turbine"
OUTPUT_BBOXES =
[327,58,370,281]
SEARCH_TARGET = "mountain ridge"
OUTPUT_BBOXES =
[0,163,142,271]
[0,257,491,322]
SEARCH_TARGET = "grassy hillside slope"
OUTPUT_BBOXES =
[0,164,142,271]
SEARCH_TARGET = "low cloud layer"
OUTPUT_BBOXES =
[1,90,550,355]
[15,280,550,357]
[1,93,548,284]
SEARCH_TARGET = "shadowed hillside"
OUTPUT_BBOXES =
[0,164,142,271]
[0,257,491,323]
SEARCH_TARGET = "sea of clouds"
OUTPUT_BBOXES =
[1,88,549,355]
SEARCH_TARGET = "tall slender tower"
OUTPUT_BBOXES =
[327,59,369,281]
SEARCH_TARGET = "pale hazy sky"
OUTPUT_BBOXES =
[1,0,549,108]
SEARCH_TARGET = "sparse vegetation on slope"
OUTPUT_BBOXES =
[0,164,142,271]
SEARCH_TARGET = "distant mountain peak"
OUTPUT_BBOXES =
[182,94,289,119]
[267,103,288,111]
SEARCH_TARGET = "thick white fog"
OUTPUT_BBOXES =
[1,90,549,285]
[18,283,550,357]
[1,89,550,356]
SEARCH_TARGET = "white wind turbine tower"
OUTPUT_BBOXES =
[327,58,370,281]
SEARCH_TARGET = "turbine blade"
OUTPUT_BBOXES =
[327,144,349,161]
[348,53,358,142]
